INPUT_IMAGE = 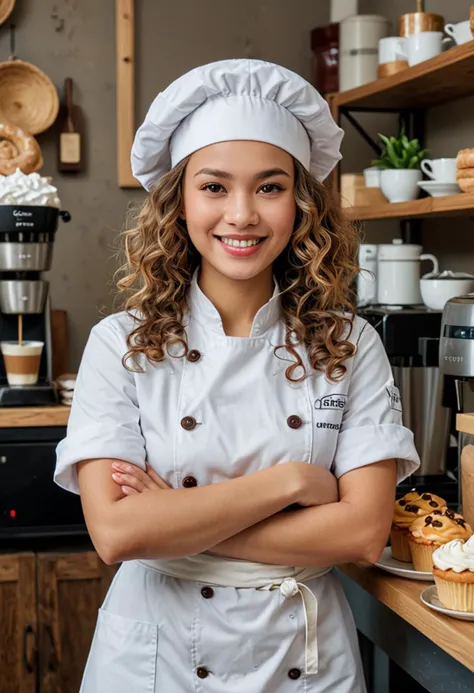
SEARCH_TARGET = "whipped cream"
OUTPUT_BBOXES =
[433,536,474,573]
[0,169,61,208]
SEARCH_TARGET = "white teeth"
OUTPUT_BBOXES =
[221,237,261,247]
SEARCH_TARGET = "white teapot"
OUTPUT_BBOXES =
[377,239,438,306]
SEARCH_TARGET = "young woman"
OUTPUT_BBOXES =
[55,59,419,692]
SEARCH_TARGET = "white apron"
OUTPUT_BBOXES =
[55,272,420,692]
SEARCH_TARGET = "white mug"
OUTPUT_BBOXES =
[421,157,457,183]
[445,20,473,45]
[378,36,406,64]
[396,31,443,66]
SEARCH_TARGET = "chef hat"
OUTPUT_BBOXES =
[131,58,343,191]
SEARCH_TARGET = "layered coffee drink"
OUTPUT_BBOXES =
[0,341,44,385]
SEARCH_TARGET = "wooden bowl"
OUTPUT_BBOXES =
[0,59,59,134]
[378,61,409,79]
[0,0,15,25]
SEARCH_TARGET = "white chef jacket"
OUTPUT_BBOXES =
[55,271,419,693]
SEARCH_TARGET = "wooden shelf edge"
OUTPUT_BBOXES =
[334,41,474,108]
[345,192,474,221]
[0,406,70,428]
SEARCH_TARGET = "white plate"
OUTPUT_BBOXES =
[421,585,474,621]
[374,547,434,581]
[417,181,461,197]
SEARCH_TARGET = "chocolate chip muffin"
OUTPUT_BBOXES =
[391,491,446,562]
[408,508,473,572]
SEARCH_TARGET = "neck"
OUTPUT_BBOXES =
[198,262,274,337]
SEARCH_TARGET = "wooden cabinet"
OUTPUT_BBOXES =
[0,553,36,693]
[0,551,117,693]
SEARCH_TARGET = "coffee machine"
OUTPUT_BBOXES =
[0,204,71,406]
[361,306,457,503]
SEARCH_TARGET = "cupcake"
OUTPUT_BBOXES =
[391,491,446,562]
[408,508,472,572]
[433,536,474,612]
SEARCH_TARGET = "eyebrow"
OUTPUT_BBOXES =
[193,167,291,180]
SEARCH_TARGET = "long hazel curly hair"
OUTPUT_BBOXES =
[116,157,361,382]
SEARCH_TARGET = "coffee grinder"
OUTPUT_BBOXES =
[0,204,71,406]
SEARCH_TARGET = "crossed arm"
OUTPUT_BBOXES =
[77,457,396,567]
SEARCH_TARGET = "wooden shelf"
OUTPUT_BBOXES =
[334,41,474,110]
[345,192,474,221]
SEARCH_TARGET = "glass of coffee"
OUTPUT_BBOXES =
[0,341,44,386]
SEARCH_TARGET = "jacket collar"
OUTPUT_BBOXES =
[188,269,282,337]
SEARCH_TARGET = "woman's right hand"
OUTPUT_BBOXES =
[282,461,339,508]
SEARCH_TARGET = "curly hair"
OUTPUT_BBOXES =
[115,157,361,382]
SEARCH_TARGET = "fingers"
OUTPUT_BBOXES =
[112,471,147,493]
[121,485,139,495]
[111,461,158,491]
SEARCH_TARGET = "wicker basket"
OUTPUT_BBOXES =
[0,59,59,134]
[0,0,15,26]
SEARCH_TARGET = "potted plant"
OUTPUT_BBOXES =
[371,128,429,203]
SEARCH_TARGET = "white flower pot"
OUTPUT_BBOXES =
[380,169,422,203]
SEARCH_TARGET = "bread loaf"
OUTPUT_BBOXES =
[456,148,474,170]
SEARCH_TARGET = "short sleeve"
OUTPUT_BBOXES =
[54,318,147,495]
[332,321,420,483]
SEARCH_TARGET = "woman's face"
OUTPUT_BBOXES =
[182,140,296,283]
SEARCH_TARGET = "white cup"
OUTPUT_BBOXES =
[363,167,381,188]
[445,20,473,45]
[0,340,44,386]
[378,36,406,64]
[396,31,443,66]
[420,158,457,183]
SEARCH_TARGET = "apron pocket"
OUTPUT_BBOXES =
[80,608,158,693]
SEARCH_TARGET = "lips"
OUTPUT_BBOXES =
[214,234,266,257]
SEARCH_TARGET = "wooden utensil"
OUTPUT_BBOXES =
[59,77,84,173]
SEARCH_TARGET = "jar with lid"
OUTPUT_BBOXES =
[339,15,390,92]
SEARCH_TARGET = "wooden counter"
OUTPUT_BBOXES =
[339,562,474,675]
[0,406,70,428]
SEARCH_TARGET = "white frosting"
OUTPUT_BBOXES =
[433,536,474,573]
[0,169,61,208]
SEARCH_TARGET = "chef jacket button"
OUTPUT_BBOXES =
[201,586,214,599]
[287,415,303,429]
[183,476,198,488]
[288,668,302,680]
[187,349,201,363]
[181,416,197,430]
[196,667,209,679]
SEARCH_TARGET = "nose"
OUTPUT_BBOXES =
[223,191,259,228]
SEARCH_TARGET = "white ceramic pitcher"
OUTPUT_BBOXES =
[377,240,439,305]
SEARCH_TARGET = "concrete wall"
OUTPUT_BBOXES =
[0,0,329,368]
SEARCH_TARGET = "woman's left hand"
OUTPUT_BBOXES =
[111,461,171,495]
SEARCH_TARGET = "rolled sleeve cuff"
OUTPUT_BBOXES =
[333,424,420,483]
[54,424,147,494]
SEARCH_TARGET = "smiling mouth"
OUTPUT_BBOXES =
[215,236,265,248]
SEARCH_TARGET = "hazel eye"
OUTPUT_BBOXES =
[202,183,224,193]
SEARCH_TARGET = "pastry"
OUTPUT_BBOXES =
[408,508,472,572]
[391,491,446,562]
[0,123,43,176]
[456,148,474,170]
[433,536,474,612]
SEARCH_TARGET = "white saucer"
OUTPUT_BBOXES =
[421,585,474,621]
[417,180,461,197]
[374,547,434,581]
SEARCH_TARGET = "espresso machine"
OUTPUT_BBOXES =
[439,295,474,508]
[360,306,458,503]
[0,204,71,406]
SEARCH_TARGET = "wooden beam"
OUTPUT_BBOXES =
[116,0,140,188]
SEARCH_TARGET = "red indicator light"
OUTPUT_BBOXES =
[9,509,16,519]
